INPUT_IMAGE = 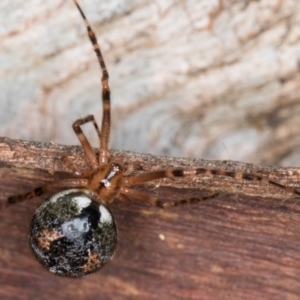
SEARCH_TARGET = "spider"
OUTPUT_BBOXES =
[5,0,299,278]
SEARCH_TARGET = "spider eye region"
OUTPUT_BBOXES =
[28,189,117,277]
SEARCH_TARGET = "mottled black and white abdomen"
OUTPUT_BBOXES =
[28,189,117,278]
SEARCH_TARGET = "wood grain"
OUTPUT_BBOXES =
[1,137,300,300]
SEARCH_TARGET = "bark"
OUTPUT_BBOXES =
[1,137,300,300]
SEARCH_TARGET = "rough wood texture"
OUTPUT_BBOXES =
[1,0,300,166]
[1,137,300,299]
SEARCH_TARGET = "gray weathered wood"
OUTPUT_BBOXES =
[1,0,300,166]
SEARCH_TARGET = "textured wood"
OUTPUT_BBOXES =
[1,0,300,166]
[1,138,300,299]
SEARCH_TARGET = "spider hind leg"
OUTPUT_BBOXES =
[121,187,219,209]
[6,179,89,207]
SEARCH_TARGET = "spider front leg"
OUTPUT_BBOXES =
[124,168,269,186]
[72,115,101,169]
[6,179,89,207]
[124,167,300,200]
[74,0,111,164]
[121,187,219,208]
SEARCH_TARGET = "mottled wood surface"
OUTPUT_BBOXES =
[1,138,300,300]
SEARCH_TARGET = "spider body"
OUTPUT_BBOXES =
[28,160,124,277]
[6,0,300,277]
[88,162,124,203]
[29,189,117,277]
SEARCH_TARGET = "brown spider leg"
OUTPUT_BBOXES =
[76,114,102,139]
[123,168,255,184]
[7,179,89,206]
[121,187,219,209]
[74,0,111,164]
[124,168,300,197]
[269,181,300,197]
[72,116,100,168]
[61,156,92,177]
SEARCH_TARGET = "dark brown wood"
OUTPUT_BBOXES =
[1,137,300,300]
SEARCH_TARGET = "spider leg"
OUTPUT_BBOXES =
[74,0,111,164]
[74,114,101,139]
[72,115,100,168]
[124,167,300,197]
[124,168,262,185]
[268,181,300,197]
[61,155,92,177]
[125,168,240,186]
[6,179,89,207]
[121,187,219,209]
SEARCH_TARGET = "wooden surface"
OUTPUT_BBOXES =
[1,138,300,299]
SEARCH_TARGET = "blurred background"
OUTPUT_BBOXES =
[1,0,300,166]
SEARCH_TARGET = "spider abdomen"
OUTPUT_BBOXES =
[28,189,117,278]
